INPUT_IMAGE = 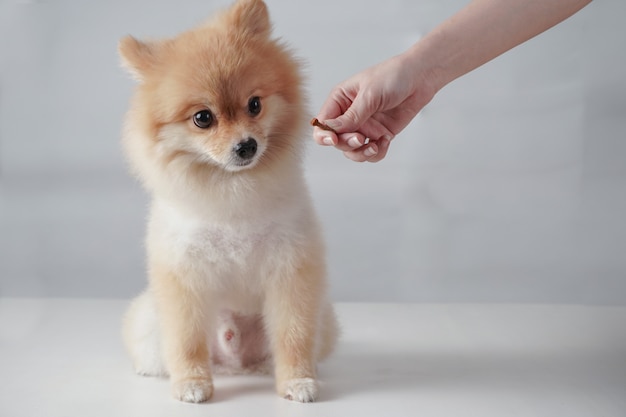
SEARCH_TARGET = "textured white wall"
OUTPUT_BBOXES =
[1,0,624,304]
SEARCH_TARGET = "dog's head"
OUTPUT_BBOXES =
[120,0,305,176]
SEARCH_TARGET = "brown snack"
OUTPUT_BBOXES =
[310,118,337,134]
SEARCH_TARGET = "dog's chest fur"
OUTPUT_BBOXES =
[148,198,302,291]
[180,220,271,265]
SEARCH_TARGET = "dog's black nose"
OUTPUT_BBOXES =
[234,138,257,160]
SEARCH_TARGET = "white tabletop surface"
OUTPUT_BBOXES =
[1,299,625,417]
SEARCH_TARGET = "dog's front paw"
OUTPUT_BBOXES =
[171,378,214,403]
[281,378,319,403]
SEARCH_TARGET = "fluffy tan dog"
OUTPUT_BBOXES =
[119,0,337,403]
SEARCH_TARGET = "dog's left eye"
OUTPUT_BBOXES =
[248,96,262,116]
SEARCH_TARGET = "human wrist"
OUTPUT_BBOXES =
[399,42,444,106]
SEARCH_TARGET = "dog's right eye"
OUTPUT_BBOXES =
[193,110,214,129]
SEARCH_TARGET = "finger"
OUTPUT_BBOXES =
[324,92,376,133]
[342,136,392,163]
[333,132,367,152]
[312,127,338,146]
[343,142,379,163]
[365,137,392,163]
[325,113,393,145]
[316,85,355,122]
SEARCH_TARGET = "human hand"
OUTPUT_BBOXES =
[313,0,592,162]
[313,49,436,162]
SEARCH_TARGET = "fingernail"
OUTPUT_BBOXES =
[322,136,334,146]
[348,136,361,148]
[364,146,377,157]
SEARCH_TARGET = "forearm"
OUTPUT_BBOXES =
[407,0,592,93]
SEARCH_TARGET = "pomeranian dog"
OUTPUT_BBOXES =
[119,0,337,403]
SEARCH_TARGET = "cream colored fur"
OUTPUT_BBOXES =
[119,0,338,404]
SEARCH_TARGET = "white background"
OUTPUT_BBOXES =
[1,0,625,304]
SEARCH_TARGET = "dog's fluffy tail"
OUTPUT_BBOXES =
[317,302,339,361]
[122,290,169,377]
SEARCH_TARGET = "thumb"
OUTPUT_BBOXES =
[324,93,376,133]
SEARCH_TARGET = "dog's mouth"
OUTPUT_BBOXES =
[234,159,254,167]
[223,158,258,172]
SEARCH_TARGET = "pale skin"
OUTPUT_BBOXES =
[313,0,593,162]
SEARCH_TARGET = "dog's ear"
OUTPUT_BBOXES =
[119,36,162,81]
[229,0,271,38]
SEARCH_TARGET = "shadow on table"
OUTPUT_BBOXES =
[318,342,626,402]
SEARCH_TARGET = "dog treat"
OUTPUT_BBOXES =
[310,118,337,134]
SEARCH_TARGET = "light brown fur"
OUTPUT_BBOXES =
[119,0,338,403]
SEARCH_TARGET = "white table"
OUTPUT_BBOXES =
[1,299,625,417]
